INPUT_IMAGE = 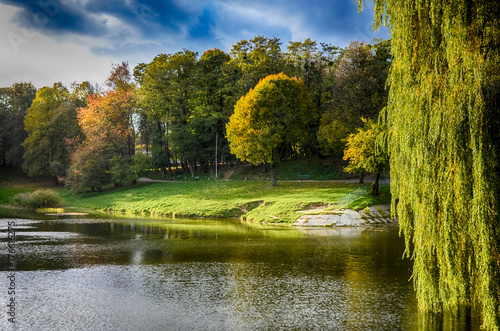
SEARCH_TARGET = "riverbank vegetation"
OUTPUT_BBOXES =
[0,168,366,223]
[0,161,378,223]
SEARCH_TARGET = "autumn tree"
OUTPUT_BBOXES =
[318,40,390,156]
[67,63,136,191]
[226,73,315,186]
[343,117,388,195]
[360,0,500,329]
[0,82,36,167]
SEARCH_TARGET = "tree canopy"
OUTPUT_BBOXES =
[343,117,388,195]
[66,62,137,191]
[0,82,36,167]
[226,73,314,186]
[318,40,390,156]
[361,0,500,328]
[22,82,83,181]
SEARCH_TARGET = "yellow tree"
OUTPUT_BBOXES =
[226,73,314,186]
[343,117,388,195]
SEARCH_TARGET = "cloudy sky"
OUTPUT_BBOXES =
[0,0,389,88]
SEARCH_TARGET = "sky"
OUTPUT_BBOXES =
[0,0,389,89]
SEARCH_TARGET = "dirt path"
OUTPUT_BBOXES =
[137,177,172,183]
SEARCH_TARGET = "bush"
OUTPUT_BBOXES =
[12,189,62,208]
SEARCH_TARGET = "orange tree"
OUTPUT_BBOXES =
[66,62,137,192]
[226,73,314,186]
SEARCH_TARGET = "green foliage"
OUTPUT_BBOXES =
[343,118,388,174]
[0,83,36,167]
[133,153,152,177]
[318,40,390,156]
[22,83,81,180]
[226,73,315,186]
[362,0,500,328]
[59,180,360,223]
[343,117,389,195]
[109,155,136,186]
[12,189,62,208]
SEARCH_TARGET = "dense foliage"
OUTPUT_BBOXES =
[1,36,391,192]
[361,0,500,328]
[318,40,390,155]
[22,83,87,181]
[226,73,314,186]
[66,63,136,192]
[0,82,36,167]
[343,117,388,195]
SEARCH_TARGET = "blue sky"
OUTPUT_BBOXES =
[0,0,389,88]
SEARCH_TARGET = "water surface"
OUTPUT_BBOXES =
[0,211,481,330]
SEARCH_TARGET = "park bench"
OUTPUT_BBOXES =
[193,176,200,181]
[297,175,311,180]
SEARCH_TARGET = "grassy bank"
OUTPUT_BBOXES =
[0,175,366,223]
[344,186,392,211]
[58,181,361,223]
[0,160,390,223]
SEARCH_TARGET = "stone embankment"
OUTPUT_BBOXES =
[293,204,397,227]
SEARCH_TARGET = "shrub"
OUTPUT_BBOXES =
[12,189,62,209]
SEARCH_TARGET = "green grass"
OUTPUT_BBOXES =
[343,185,392,211]
[0,163,390,223]
[57,180,361,223]
[0,173,59,205]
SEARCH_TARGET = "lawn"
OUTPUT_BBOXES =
[56,180,361,223]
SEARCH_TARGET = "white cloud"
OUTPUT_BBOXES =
[0,4,117,88]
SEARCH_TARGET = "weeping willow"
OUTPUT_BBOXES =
[359,0,500,329]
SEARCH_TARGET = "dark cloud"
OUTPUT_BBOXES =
[2,0,106,36]
[2,0,386,51]
[0,0,389,87]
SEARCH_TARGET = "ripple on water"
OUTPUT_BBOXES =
[0,262,416,331]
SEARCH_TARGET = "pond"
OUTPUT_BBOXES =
[0,210,482,330]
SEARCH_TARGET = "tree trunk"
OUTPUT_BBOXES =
[165,140,173,178]
[359,170,365,184]
[270,163,278,186]
[187,159,195,178]
[371,172,380,196]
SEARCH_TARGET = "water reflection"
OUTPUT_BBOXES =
[0,214,483,330]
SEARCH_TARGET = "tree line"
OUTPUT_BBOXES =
[0,36,391,191]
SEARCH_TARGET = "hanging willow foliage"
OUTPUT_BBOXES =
[358,0,500,329]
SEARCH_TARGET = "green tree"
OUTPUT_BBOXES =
[136,51,199,178]
[343,117,388,195]
[285,39,343,155]
[224,36,286,111]
[0,82,36,167]
[22,83,81,181]
[226,73,315,186]
[361,0,500,329]
[318,40,390,156]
